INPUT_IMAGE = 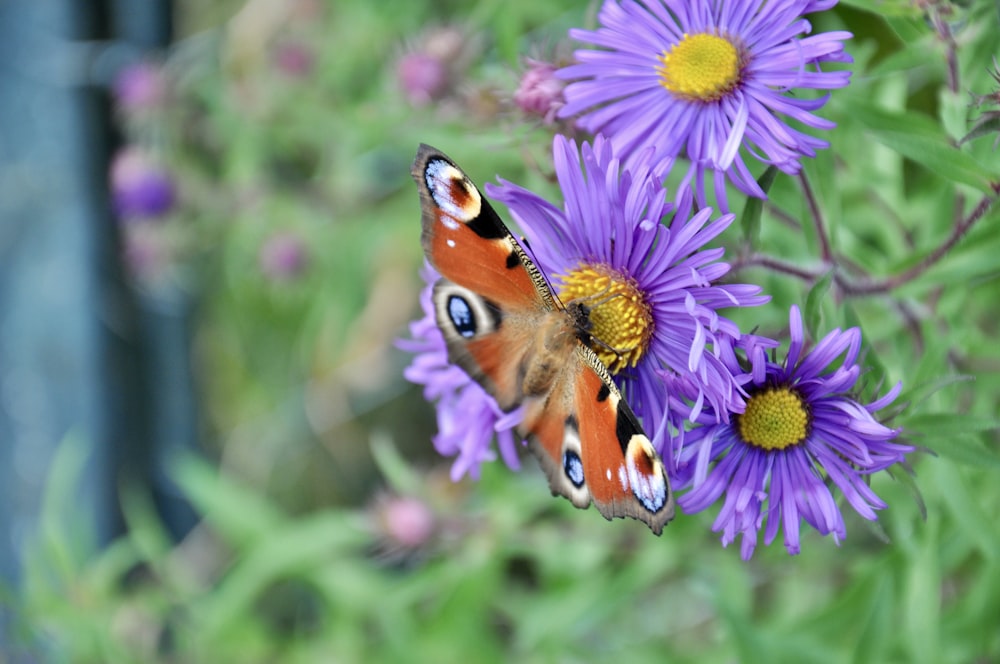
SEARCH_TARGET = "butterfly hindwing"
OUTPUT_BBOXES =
[413,144,675,535]
[521,348,674,535]
[573,349,674,533]
[430,279,537,411]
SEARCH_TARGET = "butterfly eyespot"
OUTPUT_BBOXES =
[563,450,585,488]
[447,295,477,338]
[621,435,669,514]
[424,159,483,224]
[432,281,502,345]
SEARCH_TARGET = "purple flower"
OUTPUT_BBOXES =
[514,59,566,124]
[397,52,450,106]
[676,305,913,559]
[111,147,176,220]
[113,61,168,113]
[259,232,309,281]
[486,135,767,459]
[274,42,316,77]
[399,266,523,480]
[557,0,852,209]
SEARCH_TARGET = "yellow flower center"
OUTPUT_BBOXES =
[737,387,810,451]
[557,264,653,374]
[657,32,742,102]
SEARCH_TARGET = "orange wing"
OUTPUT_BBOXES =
[413,144,554,311]
[522,347,674,535]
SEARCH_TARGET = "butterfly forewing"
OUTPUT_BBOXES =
[413,144,553,311]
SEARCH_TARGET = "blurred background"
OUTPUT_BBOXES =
[2,0,999,661]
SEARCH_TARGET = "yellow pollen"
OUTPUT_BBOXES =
[737,388,810,451]
[557,264,653,374]
[657,32,742,102]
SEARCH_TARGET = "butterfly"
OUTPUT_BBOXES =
[412,144,675,535]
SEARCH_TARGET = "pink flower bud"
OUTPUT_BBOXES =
[514,59,565,124]
[376,496,436,549]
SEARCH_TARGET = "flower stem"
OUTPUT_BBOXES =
[799,171,832,265]
[731,254,820,282]
[840,185,1000,296]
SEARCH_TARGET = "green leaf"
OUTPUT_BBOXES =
[901,412,1000,437]
[901,516,941,664]
[740,166,779,244]
[923,433,1000,469]
[852,573,894,664]
[868,40,940,77]
[804,271,834,338]
[933,460,1000,559]
[886,463,928,521]
[959,112,1000,147]
[895,375,974,411]
[837,0,924,19]
[170,453,286,545]
[845,99,998,192]
[24,433,98,589]
[370,432,422,495]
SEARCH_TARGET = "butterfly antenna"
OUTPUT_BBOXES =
[585,289,624,309]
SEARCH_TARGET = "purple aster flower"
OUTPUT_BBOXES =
[485,134,768,460]
[557,0,852,209]
[676,305,913,560]
[399,266,523,480]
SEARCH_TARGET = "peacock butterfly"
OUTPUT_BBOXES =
[412,144,674,534]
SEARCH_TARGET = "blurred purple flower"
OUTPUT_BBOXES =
[676,305,913,559]
[514,59,566,123]
[111,147,175,220]
[274,42,316,77]
[113,61,168,113]
[397,26,474,107]
[397,52,450,106]
[259,232,309,281]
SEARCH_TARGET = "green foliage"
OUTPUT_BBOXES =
[15,0,1000,661]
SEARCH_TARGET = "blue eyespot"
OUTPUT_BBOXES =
[563,450,585,488]
[447,295,476,338]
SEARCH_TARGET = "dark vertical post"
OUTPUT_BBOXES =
[0,0,177,654]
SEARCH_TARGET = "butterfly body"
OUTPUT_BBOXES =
[413,144,674,535]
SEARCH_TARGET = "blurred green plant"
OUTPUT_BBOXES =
[16,0,1000,661]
